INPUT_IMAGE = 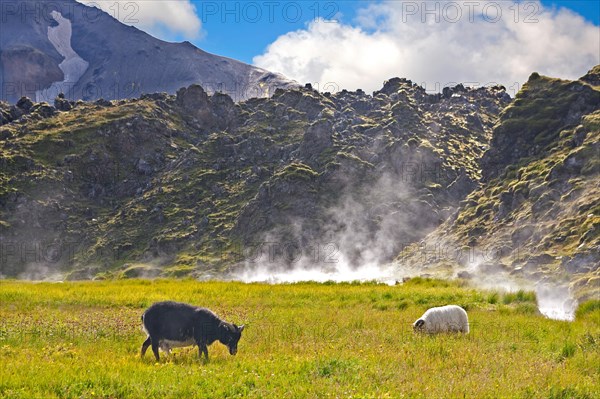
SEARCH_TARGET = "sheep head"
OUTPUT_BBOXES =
[413,319,425,332]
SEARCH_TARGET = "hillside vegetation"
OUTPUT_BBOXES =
[400,67,600,302]
[0,78,509,278]
[1,279,598,398]
[1,67,598,301]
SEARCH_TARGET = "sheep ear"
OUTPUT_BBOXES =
[238,324,245,332]
[415,319,425,327]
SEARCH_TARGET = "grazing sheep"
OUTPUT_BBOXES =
[413,305,469,334]
[141,301,244,361]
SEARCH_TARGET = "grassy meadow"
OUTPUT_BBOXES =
[0,278,598,398]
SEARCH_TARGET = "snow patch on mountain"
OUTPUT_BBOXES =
[36,11,89,102]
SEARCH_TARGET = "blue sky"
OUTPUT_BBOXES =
[191,1,599,63]
[79,0,599,92]
[195,1,369,62]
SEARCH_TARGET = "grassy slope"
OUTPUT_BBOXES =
[399,72,600,300]
[1,83,507,278]
[1,279,598,398]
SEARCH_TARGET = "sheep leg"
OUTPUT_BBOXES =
[151,339,160,361]
[198,343,209,361]
[141,336,151,358]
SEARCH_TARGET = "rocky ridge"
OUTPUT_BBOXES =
[1,78,510,279]
[399,67,600,301]
[1,66,598,302]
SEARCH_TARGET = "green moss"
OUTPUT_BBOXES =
[494,75,595,168]
[336,151,374,169]
[119,264,161,279]
[161,265,197,278]
[582,112,600,132]
[274,162,319,181]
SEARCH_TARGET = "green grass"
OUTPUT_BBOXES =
[0,279,598,398]
[502,289,537,304]
[576,300,600,318]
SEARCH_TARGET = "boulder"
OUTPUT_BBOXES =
[563,252,599,274]
[211,92,237,129]
[0,129,13,140]
[31,103,56,118]
[54,95,72,111]
[446,170,476,201]
[298,119,333,159]
[16,96,33,111]
[176,84,210,111]
[175,84,216,125]
[95,99,112,107]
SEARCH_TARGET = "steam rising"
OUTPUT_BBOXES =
[235,253,577,321]
[17,262,64,282]
[232,173,579,321]
[236,261,396,285]
[233,172,429,285]
[456,258,577,321]
[535,284,576,321]
[7,160,579,322]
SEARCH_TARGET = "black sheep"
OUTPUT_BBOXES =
[141,301,244,361]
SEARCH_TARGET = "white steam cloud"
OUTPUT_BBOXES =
[254,0,599,93]
[233,172,431,286]
[458,257,577,321]
[236,240,578,320]
[233,172,578,321]
[76,0,203,40]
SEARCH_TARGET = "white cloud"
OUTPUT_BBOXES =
[254,1,600,94]
[77,0,202,40]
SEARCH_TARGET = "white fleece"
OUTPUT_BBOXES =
[413,305,469,334]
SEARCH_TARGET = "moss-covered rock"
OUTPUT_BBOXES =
[1,77,511,278]
[402,68,600,300]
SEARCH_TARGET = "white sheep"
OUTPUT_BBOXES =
[413,305,469,334]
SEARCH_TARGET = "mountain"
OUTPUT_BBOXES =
[0,77,510,279]
[0,0,297,103]
[1,65,597,304]
[400,66,600,302]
